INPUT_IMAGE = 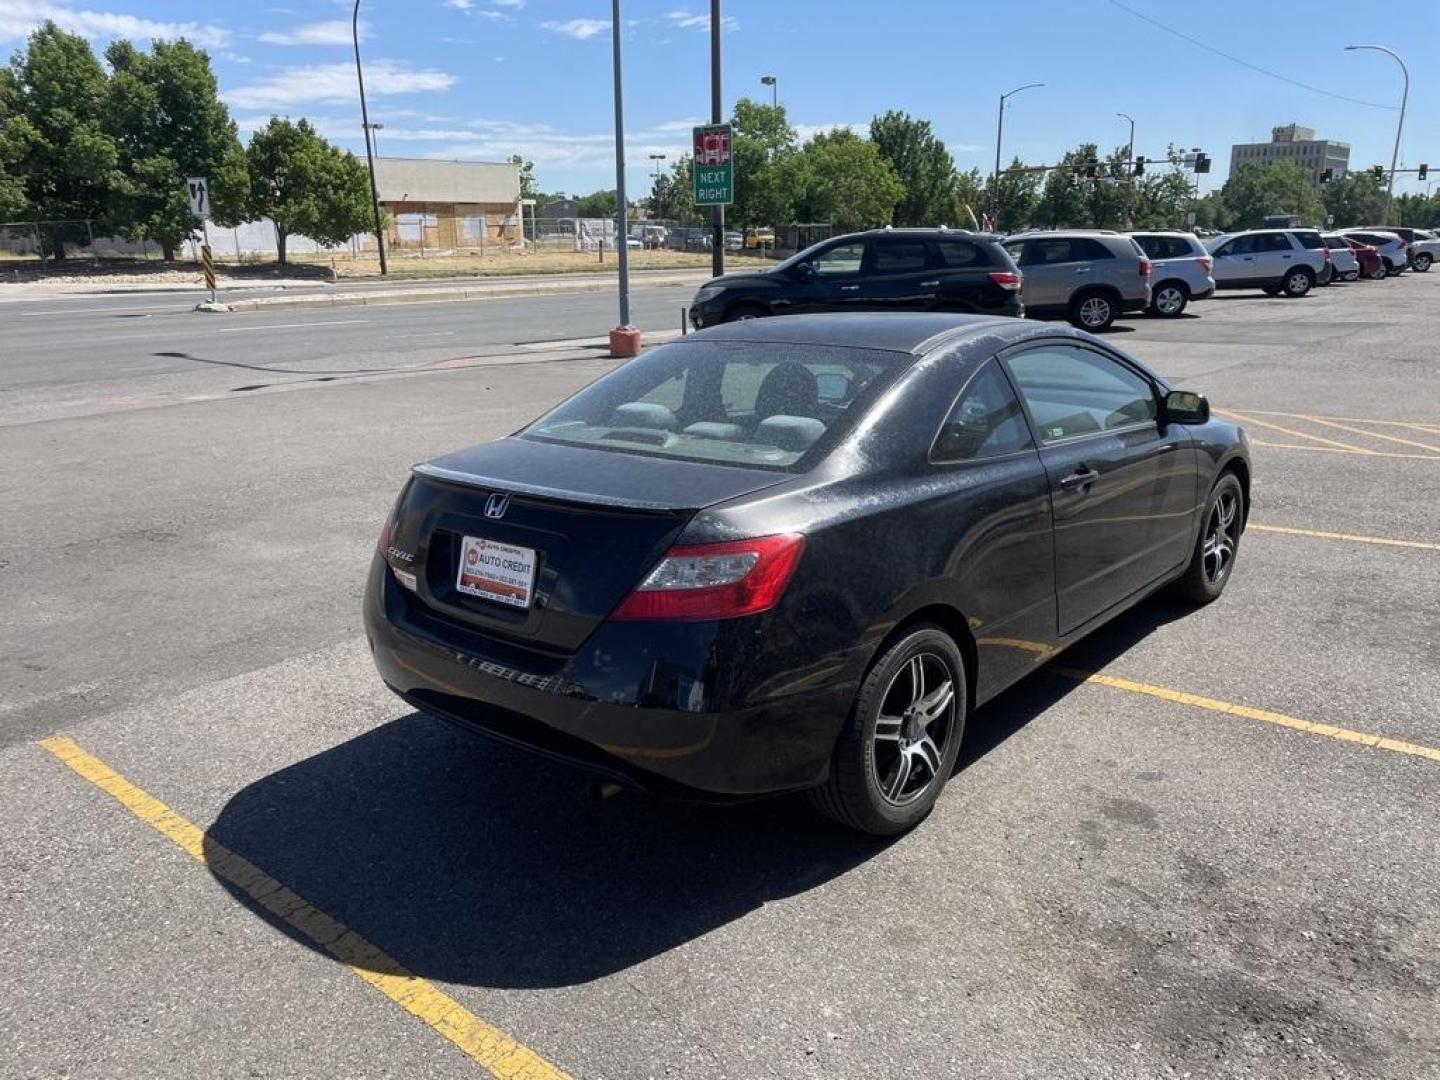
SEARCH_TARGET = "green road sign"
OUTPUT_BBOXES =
[692,124,733,206]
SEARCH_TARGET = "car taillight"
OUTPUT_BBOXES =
[1397,237,1407,249]
[1322,246,1331,262]
[1196,255,1213,272]
[610,533,806,621]
[377,508,397,554]
[1138,258,1152,277]
[988,271,1022,290]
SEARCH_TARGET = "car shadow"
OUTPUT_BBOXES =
[204,593,1192,990]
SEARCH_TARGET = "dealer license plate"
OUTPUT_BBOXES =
[456,535,537,609]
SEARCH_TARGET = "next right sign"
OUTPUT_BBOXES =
[692,124,733,207]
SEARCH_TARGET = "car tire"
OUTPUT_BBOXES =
[1412,252,1433,273]
[1149,281,1189,317]
[1384,258,1404,277]
[1281,267,1314,297]
[723,303,769,323]
[1177,472,1244,605]
[808,625,967,836]
[1341,270,1360,282]
[1068,289,1116,331]
[1317,263,1334,286]
[1367,260,1388,281]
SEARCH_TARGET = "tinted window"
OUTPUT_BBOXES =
[932,360,1034,462]
[1006,345,1156,443]
[1323,235,1349,250]
[1002,239,1027,264]
[1134,235,1194,260]
[1256,233,1293,252]
[1077,238,1116,260]
[524,341,904,471]
[1028,238,1078,265]
[933,239,991,268]
[870,239,928,273]
[1292,231,1324,249]
[812,242,866,276]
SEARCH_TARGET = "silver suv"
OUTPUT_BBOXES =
[1341,230,1409,275]
[1357,226,1439,272]
[1204,229,1328,297]
[1001,231,1151,331]
[1127,231,1216,317]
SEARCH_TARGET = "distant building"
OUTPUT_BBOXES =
[1228,124,1350,189]
[371,157,521,251]
[540,198,580,219]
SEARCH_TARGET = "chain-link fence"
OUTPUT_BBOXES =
[525,217,834,257]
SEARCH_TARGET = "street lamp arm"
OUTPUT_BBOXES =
[1343,44,1409,226]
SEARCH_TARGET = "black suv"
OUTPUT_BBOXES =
[688,228,1023,329]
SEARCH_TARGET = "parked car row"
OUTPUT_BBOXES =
[688,222,1435,334]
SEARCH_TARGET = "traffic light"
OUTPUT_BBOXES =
[1194,152,1211,174]
[1320,167,1333,184]
[1372,164,1385,180]
[1420,163,1429,181]
[1133,156,1146,177]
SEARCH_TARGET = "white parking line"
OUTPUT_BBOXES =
[216,319,371,334]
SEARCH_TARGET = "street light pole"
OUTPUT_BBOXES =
[1117,112,1134,227]
[610,0,630,328]
[992,82,1043,231]
[760,74,777,108]
[709,0,724,276]
[352,0,387,276]
[1345,44,1408,226]
[648,152,666,219]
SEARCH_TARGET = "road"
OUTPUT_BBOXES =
[2,275,1438,1079]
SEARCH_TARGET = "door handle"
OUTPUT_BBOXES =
[919,280,940,288]
[1058,467,1100,491]
[1074,267,1092,274]
[839,284,860,291]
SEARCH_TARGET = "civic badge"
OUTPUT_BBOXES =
[484,493,510,520]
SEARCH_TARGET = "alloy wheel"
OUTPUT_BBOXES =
[870,653,957,807]
[1202,488,1240,586]
[1078,296,1111,328]
[1154,285,1185,315]
[1286,271,1311,296]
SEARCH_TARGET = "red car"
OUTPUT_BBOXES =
[1344,236,1386,281]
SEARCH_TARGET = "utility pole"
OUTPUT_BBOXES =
[353,0,387,275]
[710,0,724,276]
[1117,112,1134,228]
[610,0,630,329]
[1344,44,1409,226]
[992,83,1043,231]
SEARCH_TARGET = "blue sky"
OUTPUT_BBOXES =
[3,0,1437,199]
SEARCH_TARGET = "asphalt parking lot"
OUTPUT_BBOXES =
[2,273,1438,1079]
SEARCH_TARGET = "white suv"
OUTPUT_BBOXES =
[1128,231,1216,317]
[1204,229,1328,297]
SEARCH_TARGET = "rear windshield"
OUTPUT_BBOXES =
[1133,234,1195,260]
[1323,235,1350,250]
[1292,231,1325,249]
[521,340,908,471]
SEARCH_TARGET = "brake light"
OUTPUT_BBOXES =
[988,270,1022,290]
[610,533,806,621]
[377,508,397,554]
[1138,258,1152,277]
[1322,246,1331,262]
[1196,255,1213,272]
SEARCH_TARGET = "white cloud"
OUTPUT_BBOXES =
[794,122,865,142]
[225,60,457,110]
[257,19,364,46]
[492,0,524,7]
[441,0,472,7]
[664,10,737,31]
[540,17,608,39]
[0,0,229,47]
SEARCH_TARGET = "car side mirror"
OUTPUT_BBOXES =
[1165,390,1210,425]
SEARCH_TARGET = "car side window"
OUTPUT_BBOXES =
[932,360,1034,462]
[870,239,929,274]
[1077,238,1115,260]
[1005,345,1157,443]
[1031,238,1077,265]
[1259,233,1292,252]
[1222,235,1255,256]
[812,242,867,277]
[1003,240,1029,266]
[933,239,989,268]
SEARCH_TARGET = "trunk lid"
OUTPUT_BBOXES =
[391,437,789,652]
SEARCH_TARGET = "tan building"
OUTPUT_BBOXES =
[1228,124,1351,189]
[372,157,521,252]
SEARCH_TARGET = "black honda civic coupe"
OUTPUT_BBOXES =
[365,314,1250,834]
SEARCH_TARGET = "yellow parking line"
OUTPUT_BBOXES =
[1046,669,1440,765]
[1235,408,1440,436]
[1250,439,1440,461]
[1215,408,1377,454]
[36,737,571,1080]
[1249,523,1440,552]
[1292,415,1440,455]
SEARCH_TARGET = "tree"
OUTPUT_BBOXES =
[784,128,903,232]
[575,189,617,217]
[868,110,963,227]
[1128,148,1199,229]
[1321,171,1386,229]
[986,157,1041,231]
[5,22,123,259]
[1219,160,1324,229]
[1393,191,1440,229]
[245,118,371,265]
[104,38,248,260]
[0,67,31,220]
[728,97,797,227]
[508,153,537,200]
[950,168,986,229]
[648,156,702,224]
[1034,144,1099,228]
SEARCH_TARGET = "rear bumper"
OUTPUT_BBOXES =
[364,555,847,798]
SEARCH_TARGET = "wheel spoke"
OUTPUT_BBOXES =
[914,736,943,779]
[874,714,904,743]
[917,680,954,724]
[907,655,925,708]
[885,751,913,802]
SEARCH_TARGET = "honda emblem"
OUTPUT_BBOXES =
[484,493,510,519]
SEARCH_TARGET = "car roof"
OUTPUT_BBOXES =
[687,312,1089,356]
[835,227,1002,242]
[1006,229,1124,239]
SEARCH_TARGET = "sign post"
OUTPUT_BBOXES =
[187,177,216,303]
